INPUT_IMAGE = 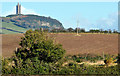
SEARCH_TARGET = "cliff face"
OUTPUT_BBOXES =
[2,14,64,30]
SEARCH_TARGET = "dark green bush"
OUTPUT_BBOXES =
[72,55,77,60]
[15,29,65,63]
[76,58,81,63]
[2,29,66,75]
[68,62,74,66]
[2,54,119,75]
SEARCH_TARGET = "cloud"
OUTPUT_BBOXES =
[21,6,40,15]
[96,12,118,30]
[69,12,118,31]
[2,6,40,17]
[71,14,97,31]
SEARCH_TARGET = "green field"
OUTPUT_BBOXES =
[1,29,19,34]
[1,22,28,34]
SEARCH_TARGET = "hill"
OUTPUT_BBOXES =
[1,14,64,34]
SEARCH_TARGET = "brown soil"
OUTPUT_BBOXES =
[2,34,24,57]
[1,33,119,57]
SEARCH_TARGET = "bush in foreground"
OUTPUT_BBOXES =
[2,29,66,74]
[2,54,119,75]
[15,29,65,63]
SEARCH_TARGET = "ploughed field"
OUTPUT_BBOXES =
[2,33,119,57]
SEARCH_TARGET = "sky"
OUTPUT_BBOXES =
[1,2,118,31]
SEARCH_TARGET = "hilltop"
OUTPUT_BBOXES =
[1,14,64,34]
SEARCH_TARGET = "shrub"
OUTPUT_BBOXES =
[76,58,81,63]
[68,62,77,67]
[72,55,77,60]
[15,29,66,63]
[117,54,120,63]
[104,58,114,64]
[2,29,66,75]
[68,62,74,66]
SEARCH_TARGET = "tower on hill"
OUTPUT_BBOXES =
[16,2,21,15]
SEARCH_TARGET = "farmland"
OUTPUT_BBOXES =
[1,31,119,75]
[2,33,119,57]
[1,22,27,34]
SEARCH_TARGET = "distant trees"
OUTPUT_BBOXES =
[67,28,74,32]
[74,28,81,33]
[50,28,67,33]
[74,28,85,33]
[89,29,100,33]
[108,29,112,33]
[80,28,86,33]
[50,27,118,34]
[103,30,108,33]
[89,29,118,34]
[50,27,86,33]
[113,29,118,33]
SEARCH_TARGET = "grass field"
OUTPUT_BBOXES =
[1,29,18,34]
[2,33,119,57]
[1,22,27,34]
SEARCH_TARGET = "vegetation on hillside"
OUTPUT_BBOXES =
[1,14,64,34]
[2,14,63,29]
[1,22,27,34]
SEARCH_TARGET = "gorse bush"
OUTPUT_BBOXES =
[2,29,66,75]
[15,29,66,62]
[2,53,119,75]
[76,58,81,63]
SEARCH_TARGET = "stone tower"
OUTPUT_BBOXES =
[16,2,21,15]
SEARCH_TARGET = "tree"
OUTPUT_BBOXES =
[67,28,74,32]
[104,30,108,33]
[89,29,100,33]
[15,29,66,62]
[113,29,118,33]
[89,29,94,33]
[80,28,85,33]
[108,29,112,33]
[74,28,80,33]
[100,29,104,33]
[50,29,57,33]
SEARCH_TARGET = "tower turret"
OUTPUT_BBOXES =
[16,2,21,15]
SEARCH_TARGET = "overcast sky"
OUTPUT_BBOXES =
[1,2,118,31]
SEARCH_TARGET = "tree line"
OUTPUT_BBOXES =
[50,27,119,33]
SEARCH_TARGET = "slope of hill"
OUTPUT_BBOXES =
[1,14,64,34]
[1,22,28,34]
